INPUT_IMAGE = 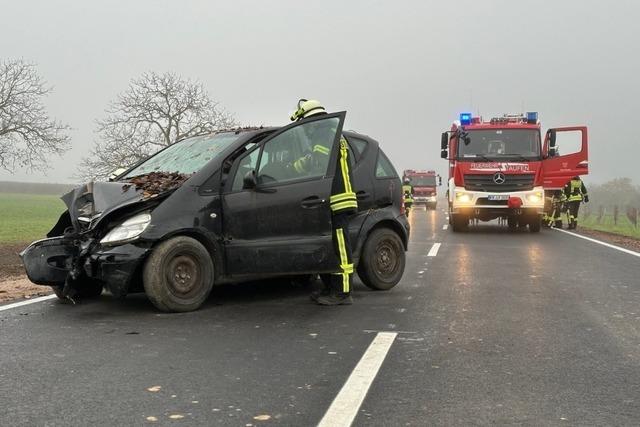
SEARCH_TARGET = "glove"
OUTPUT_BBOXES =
[584,195,589,203]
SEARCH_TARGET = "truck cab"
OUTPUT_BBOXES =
[440,112,588,232]
[403,169,440,210]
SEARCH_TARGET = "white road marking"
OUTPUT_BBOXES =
[317,332,397,427]
[554,228,640,258]
[442,224,448,230]
[0,294,57,312]
[427,243,441,257]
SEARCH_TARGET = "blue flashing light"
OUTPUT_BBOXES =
[526,111,538,123]
[460,113,472,125]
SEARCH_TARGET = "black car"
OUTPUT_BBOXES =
[21,112,409,312]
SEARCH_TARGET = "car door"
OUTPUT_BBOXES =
[541,126,589,190]
[222,112,346,277]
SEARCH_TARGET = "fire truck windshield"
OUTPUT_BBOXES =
[409,176,436,186]
[457,129,541,160]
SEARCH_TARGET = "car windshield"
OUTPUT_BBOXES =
[409,176,436,186]
[458,129,541,160]
[124,133,241,178]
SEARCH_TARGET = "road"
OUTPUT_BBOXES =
[1,207,640,426]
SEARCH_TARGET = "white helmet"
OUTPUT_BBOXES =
[290,99,326,121]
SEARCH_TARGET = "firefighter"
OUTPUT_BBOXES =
[402,177,414,218]
[563,176,589,229]
[291,99,357,305]
[549,190,566,228]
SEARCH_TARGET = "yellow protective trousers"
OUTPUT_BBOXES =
[331,213,354,294]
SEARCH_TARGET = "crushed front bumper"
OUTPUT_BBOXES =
[21,237,150,296]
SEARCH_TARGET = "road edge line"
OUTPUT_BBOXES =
[317,331,397,427]
[553,228,640,258]
[0,294,57,312]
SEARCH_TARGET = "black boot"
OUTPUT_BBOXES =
[315,293,353,306]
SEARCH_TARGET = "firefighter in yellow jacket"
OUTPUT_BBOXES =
[290,99,357,305]
[563,176,589,229]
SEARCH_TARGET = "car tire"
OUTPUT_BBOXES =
[143,236,214,312]
[358,228,405,291]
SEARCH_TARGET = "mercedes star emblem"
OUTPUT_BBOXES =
[493,172,506,184]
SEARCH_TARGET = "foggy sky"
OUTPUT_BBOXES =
[1,0,638,185]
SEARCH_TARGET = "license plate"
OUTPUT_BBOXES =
[488,194,509,201]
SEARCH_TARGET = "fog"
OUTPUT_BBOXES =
[1,0,638,184]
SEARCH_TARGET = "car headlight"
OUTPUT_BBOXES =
[527,192,544,204]
[455,192,472,203]
[100,213,151,245]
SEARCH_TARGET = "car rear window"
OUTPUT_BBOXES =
[347,137,368,162]
[375,150,398,178]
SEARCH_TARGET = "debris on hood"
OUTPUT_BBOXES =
[122,172,192,199]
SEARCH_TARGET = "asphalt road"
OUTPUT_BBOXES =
[2,207,640,426]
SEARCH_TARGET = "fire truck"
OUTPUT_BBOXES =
[403,169,440,209]
[440,112,588,232]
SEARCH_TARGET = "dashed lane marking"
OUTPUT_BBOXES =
[554,228,640,258]
[318,332,397,427]
[0,294,58,312]
[442,224,448,230]
[427,243,441,257]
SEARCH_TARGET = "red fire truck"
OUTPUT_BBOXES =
[440,112,588,232]
[403,169,440,210]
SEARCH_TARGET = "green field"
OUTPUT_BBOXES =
[0,193,66,243]
[579,212,640,239]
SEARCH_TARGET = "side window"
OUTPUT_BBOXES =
[348,137,368,162]
[375,150,398,178]
[257,117,339,185]
[231,148,260,191]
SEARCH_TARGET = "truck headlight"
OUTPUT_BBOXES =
[455,192,472,204]
[527,192,544,204]
[100,213,151,245]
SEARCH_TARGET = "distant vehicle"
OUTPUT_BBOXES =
[440,112,589,232]
[21,112,409,312]
[402,169,440,210]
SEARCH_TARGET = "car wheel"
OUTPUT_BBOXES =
[358,228,405,291]
[143,236,214,312]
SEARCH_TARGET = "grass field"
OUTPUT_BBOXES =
[0,193,66,243]
[580,212,640,239]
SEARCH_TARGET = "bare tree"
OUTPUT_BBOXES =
[78,71,236,180]
[0,59,70,172]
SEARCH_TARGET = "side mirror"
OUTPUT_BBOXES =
[108,167,127,182]
[242,170,257,189]
[548,129,557,148]
[440,150,448,159]
[440,132,448,150]
[548,147,557,157]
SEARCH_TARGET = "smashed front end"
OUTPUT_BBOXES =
[20,173,189,299]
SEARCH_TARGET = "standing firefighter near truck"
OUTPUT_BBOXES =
[402,177,414,218]
[291,99,357,306]
[564,176,589,229]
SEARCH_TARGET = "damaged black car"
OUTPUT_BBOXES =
[21,112,409,312]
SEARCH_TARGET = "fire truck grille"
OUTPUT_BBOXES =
[464,174,535,193]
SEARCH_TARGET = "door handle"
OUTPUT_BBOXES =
[356,191,370,201]
[301,196,326,209]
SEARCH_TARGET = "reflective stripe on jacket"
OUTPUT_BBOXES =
[329,138,358,214]
[564,179,587,202]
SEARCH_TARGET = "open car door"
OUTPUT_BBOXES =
[542,126,588,190]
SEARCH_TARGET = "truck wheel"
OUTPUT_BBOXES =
[143,236,214,312]
[507,216,517,229]
[529,218,541,233]
[358,228,405,291]
[451,215,468,232]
